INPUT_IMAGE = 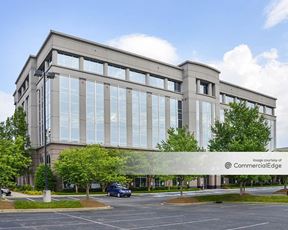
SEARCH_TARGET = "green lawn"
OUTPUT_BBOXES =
[14,200,82,209]
[195,194,288,203]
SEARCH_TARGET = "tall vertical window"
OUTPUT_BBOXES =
[152,95,165,147]
[130,70,146,84]
[57,53,79,69]
[46,79,51,142]
[267,119,275,151]
[170,99,177,128]
[83,59,103,75]
[59,76,79,142]
[196,100,214,148]
[37,88,43,146]
[220,108,225,122]
[110,86,127,146]
[108,65,126,80]
[132,90,147,147]
[86,81,104,144]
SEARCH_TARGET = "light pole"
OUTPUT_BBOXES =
[34,69,56,202]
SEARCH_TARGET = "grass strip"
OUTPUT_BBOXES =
[14,200,82,209]
[167,194,288,204]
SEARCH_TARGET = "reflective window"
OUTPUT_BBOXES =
[57,53,79,69]
[108,65,126,80]
[130,70,146,84]
[196,100,214,148]
[178,100,182,128]
[235,98,241,103]
[110,86,127,146]
[199,82,209,95]
[168,80,181,92]
[59,76,79,142]
[86,81,104,144]
[220,93,224,103]
[258,105,264,113]
[83,59,103,75]
[220,108,225,122]
[132,90,147,147]
[150,75,164,89]
[46,79,51,143]
[266,119,275,150]
[266,107,273,115]
[225,95,234,104]
[152,95,166,147]
[170,99,182,129]
[247,101,255,109]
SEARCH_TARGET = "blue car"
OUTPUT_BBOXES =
[107,184,131,198]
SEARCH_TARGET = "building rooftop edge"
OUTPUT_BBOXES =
[178,60,221,73]
[48,30,183,70]
[220,80,277,101]
[15,55,36,84]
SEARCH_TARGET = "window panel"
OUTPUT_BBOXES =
[149,76,164,89]
[57,53,79,69]
[108,65,125,80]
[59,76,79,142]
[83,59,103,75]
[152,95,166,148]
[266,107,273,115]
[130,70,146,84]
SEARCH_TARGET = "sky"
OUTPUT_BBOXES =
[0,0,287,147]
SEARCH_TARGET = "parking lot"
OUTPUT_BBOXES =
[1,193,288,230]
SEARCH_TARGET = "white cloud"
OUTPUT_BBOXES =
[264,0,288,28]
[107,34,179,64]
[212,44,288,147]
[0,91,14,122]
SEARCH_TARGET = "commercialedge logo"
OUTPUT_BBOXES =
[225,162,282,170]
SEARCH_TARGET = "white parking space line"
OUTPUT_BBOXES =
[128,218,220,229]
[106,215,184,223]
[88,212,157,219]
[224,222,269,230]
[0,222,90,229]
[57,212,125,230]
[25,198,35,202]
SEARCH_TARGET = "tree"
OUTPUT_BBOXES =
[34,164,56,191]
[157,127,201,196]
[0,137,31,190]
[55,145,127,198]
[0,107,32,184]
[209,102,271,195]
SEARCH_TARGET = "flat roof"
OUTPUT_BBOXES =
[220,80,277,100]
[178,60,221,73]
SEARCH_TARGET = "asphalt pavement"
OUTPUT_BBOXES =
[1,186,287,230]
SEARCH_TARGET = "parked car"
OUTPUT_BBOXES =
[0,188,11,196]
[107,184,131,197]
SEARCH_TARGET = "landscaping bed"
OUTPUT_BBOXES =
[0,199,107,210]
[166,194,288,204]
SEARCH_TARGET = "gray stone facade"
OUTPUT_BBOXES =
[14,31,277,188]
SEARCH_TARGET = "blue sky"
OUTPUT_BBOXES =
[0,0,288,147]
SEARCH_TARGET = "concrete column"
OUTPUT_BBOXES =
[104,83,110,145]
[164,78,168,90]
[52,50,58,65]
[196,79,200,93]
[79,78,86,144]
[126,68,130,81]
[104,63,108,77]
[127,88,132,147]
[44,61,49,72]
[165,96,170,137]
[208,175,215,189]
[147,92,152,148]
[79,57,84,71]
[50,76,59,143]
[208,83,213,96]
[146,73,150,85]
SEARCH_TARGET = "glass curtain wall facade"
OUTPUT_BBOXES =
[152,95,166,147]
[59,76,79,142]
[110,86,127,146]
[132,90,147,147]
[86,81,104,144]
[46,79,51,143]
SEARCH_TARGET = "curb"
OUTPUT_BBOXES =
[0,206,112,213]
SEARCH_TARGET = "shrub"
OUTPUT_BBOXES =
[34,164,56,191]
